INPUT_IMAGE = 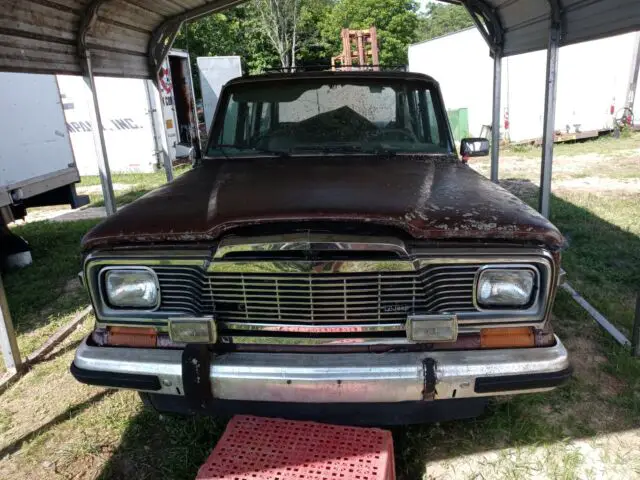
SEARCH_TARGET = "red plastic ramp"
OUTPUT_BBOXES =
[196,415,395,480]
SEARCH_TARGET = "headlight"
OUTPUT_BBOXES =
[103,268,159,309]
[477,268,536,307]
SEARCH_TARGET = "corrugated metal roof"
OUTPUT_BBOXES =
[0,0,235,78]
[0,0,639,78]
[447,0,640,57]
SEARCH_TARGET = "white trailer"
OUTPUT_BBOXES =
[409,28,640,143]
[57,75,161,176]
[0,72,85,220]
[197,56,242,132]
[0,72,90,268]
[56,49,201,178]
[2,49,201,214]
[158,49,202,166]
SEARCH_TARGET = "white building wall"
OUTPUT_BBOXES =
[409,28,640,142]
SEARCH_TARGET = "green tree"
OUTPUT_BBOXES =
[174,0,332,79]
[417,3,473,42]
[254,0,302,68]
[173,4,279,86]
[297,0,333,66]
[319,0,420,66]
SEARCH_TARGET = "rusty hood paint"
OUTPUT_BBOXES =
[81,156,565,251]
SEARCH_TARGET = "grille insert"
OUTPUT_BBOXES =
[155,264,480,322]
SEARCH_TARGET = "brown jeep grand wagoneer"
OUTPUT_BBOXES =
[71,71,571,423]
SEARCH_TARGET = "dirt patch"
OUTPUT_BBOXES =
[499,174,640,197]
[424,430,640,479]
[564,336,627,397]
[62,277,84,295]
[499,179,538,197]
[555,177,640,193]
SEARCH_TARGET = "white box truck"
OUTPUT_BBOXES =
[0,72,88,268]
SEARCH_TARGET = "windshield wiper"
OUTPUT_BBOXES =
[292,144,396,156]
[212,143,290,157]
[292,145,364,154]
[363,144,397,156]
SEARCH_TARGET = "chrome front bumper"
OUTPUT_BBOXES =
[72,335,570,403]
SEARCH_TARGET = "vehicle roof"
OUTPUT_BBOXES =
[224,70,440,87]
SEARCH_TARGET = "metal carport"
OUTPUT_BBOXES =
[1,0,640,375]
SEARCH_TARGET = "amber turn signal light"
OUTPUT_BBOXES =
[480,327,535,348]
[107,326,157,347]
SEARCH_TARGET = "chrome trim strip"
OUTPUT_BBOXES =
[214,234,409,259]
[218,336,409,346]
[412,247,553,258]
[218,321,406,333]
[73,335,570,402]
[92,320,548,337]
[208,260,417,273]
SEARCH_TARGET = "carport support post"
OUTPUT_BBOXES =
[0,275,21,373]
[144,79,173,182]
[539,23,561,218]
[83,52,117,216]
[490,53,502,183]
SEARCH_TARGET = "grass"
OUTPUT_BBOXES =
[78,165,189,207]
[0,137,639,479]
[503,130,640,158]
[502,186,640,335]
[1,220,101,373]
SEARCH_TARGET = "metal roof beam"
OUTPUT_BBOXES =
[457,0,504,55]
[77,0,110,72]
[77,0,117,216]
[148,0,246,79]
[538,0,565,218]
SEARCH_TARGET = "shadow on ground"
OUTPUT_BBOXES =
[0,389,115,460]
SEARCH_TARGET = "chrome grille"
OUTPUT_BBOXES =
[211,272,419,323]
[155,266,212,315]
[155,264,479,321]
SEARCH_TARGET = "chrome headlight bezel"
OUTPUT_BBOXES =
[98,266,161,312]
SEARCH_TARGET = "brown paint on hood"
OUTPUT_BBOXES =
[81,156,565,251]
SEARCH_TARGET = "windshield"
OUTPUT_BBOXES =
[207,80,452,157]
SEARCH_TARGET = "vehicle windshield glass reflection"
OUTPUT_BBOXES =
[208,81,452,157]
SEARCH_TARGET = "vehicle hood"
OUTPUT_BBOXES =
[82,156,565,250]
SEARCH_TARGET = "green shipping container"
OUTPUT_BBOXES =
[447,108,469,144]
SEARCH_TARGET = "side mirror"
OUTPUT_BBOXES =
[460,138,490,158]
